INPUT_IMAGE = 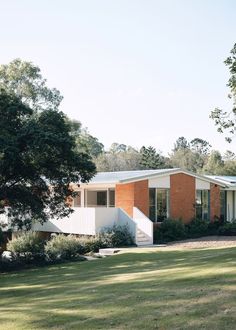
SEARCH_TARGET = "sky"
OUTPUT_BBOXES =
[0,0,235,155]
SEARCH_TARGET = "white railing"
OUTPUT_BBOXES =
[133,207,153,244]
[33,207,122,236]
[33,208,97,235]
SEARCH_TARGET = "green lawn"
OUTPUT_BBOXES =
[1,247,236,330]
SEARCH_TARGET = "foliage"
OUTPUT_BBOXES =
[98,224,135,247]
[7,232,45,262]
[203,150,225,175]
[154,219,186,243]
[0,59,63,111]
[218,221,236,235]
[173,136,189,151]
[0,91,96,228]
[44,235,83,261]
[95,144,142,171]
[78,236,106,253]
[67,119,104,158]
[210,43,236,142]
[0,227,3,246]
[190,138,211,155]
[185,218,209,238]
[140,146,166,169]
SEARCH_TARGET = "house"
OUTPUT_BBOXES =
[33,168,236,245]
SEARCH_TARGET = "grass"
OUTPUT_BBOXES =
[1,246,236,330]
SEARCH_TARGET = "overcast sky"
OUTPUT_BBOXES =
[0,0,235,155]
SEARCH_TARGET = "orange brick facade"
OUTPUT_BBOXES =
[115,180,149,217]
[115,174,223,224]
[170,173,196,223]
[210,183,221,221]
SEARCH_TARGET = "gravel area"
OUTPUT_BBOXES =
[164,236,236,249]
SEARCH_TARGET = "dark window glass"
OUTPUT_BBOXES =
[109,189,115,207]
[97,191,107,206]
[196,190,210,220]
[220,190,226,221]
[149,188,169,222]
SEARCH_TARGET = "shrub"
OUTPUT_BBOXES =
[7,231,45,262]
[186,218,209,238]
[78,236,106,253]
[154,219,186,244]
[207,219,224,235]
[218,221,236,236]
[45,234,84,261]
[98,224,135,247]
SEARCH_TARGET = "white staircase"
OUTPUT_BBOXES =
[136,228,153,246]
[133,207,153,246]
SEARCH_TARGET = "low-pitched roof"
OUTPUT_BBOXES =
[88,168,178,184]
[86,168,228,187]
[206,176,236,188]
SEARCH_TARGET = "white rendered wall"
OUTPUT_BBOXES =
[94,208,118,233]
[149,175,170,188]
[33,208,97,235]
[196,179,210,190]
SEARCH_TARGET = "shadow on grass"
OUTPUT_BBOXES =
[1,247,236,329]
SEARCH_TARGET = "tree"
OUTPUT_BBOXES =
[173,137,189,152]
[210,44,236,142]
[190,138,211,155]
[0,91,96,229]
[66,119,104,158]
[140,146,166,169]
[95,145,142,171]
[0,59,63,111]
[203,150,224,175]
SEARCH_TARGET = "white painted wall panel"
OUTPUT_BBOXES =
[196,179,210,190]
[149,175,170,188]
[33,208,96,235]
[95,208,118,232]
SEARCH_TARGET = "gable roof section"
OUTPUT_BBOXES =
[88,169,178,184]
[87,168,227,187]
[206,175,236,188]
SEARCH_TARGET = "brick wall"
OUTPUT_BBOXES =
[170,173,195,223]
[115,180,149,217]
[210,183,221,221]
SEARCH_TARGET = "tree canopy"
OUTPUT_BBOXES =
[210,43,236,142]
[0,91,96,229]
[0,59,63,111]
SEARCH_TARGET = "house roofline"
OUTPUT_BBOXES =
[119,168,227,187]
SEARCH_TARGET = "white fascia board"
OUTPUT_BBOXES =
[119,169,181,184]
[80,183,116,189]
[119,168,228,187]
[179,170,228,188]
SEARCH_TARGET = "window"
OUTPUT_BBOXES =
[196,190,210,220]
[220,190,227,221]
[149,188,169,222]
[97,191,107,206]
[108,189,115,207]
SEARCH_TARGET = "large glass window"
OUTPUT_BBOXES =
[220,190,227,221]
[85,189,115,207]
[196,190,210,220]
[149,188,169,222]
[97,191,107,206]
